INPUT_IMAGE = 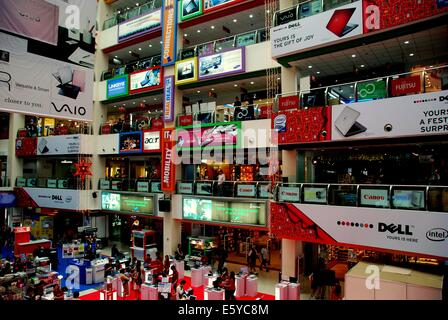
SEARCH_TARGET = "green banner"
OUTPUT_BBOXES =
[357,80,387,100]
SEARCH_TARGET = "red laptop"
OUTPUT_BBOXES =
[326,8,358,37]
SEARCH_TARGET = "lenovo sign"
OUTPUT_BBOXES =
[378,223,413,236]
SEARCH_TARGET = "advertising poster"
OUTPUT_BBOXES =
[175,57,198,85]
[0,33,94,121]
[177,183,194,194]
[360,188,389,207]
[161,0,177,66]
[198,47,245,80]
[0,0,97,68]
[118,9,162,42]
[119,132,142,154]
[161,128,176,192]
[270,202,448,258]
[203,0,241,12]
[19,187,81,210]
[121,194,153,215]
[129,66,163,94]
[102,192,121,211]
[237,185,257,197]
[271,1,363,58]
[36,135,91,155]
[142,130,161,152]
[278,95,299,111]
[391,75,421,96]
[137,181,149,192]
[107,75,128,99]
[0,192,16,208]
[176,122,241,150]
[303,187,327,203]
[183,197,267,226]
[180,0,203,21]
[357,79,387,101]
[15,137,37,156]
[163,76,175,122]
[331,90,448,141]
[278,186,301,202]
[392,189,425,210]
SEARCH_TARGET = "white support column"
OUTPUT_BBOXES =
[281,239,303,281]
[163,194,182,256]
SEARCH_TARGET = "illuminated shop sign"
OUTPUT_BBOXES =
[101,192,154,215]
[107,75,128,99]
[129,66,163,94]
[180,0,203,21]
[183,197,266,227]
[198,47,245,80]
[175,57,198,85]
[119,132,142,154]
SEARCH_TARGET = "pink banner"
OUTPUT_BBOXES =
[176,124,239,149]
[0,0,59,45]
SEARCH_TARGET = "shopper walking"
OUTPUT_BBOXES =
[217,246,228,274]
[248,245,258,274]
[119,269,130,298]
[223,271,236,300]
[163,255,171,274]
[260,246,269,272]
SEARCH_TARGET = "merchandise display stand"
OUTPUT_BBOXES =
[204,287,225,300]
[174,259,184,279]
[246,275,258,297]
[235,273,247,297]
[275,282,289,300]
[191,267,203,287]
[288,282,301,300]
[141,283,158,300]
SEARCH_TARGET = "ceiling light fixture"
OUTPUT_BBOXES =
[211,88,215,91]
[128,51,132,53]
[351,54,356,58]
[409,53,414,57]
[234,84,238,87]
[250,81,254,85]
[404,40,410,44]
[149,44,152,47]
[308,65,312,69]
[211,26,215,29]
[184,33,188,37]
[138,48,142,51]
[197,90,201,93]
[197,29,201,33]
[360,64,365,68]
[233,19,237,22]
[316,71,320,74]
[249,14,253,18]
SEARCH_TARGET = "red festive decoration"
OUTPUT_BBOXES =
[73,159,93,183]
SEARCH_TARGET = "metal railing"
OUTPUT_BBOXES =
[274,183,448,213]
[15,177,92,190]
[99,114,163,135]
[179,27,268,60]
[176,180,272,199]
[176,103,272,127]
[98,178,162,193]
[273,0,355,27]
[102,0,162,30]
[275,65,448,111]
[102,54,162,81]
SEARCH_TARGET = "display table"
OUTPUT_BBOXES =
[204,287,225,300]
[235,274,247,297]
[246,275,258,297]
[174,259,184,279]
[191,267,203,287]
[141,283,158,300]
[68,259,91,285]
[288,282,300,300]
[91,259,108,284]
[16,239,51,255]
[99,289,117,300]
[204,274,217,287]
[275,282,289,300]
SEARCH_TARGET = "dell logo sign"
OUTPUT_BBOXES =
[52,195,63,201]
[439,95,448,102]
[378,223,413,235]
[426,228,448,242]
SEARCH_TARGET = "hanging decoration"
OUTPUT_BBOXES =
[73,159,93,183]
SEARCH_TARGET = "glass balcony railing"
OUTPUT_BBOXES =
[178,27,268,60]
[273,0,354,27]
[102,54,162,81]
[274,183,448,213]
[276,65,448,111]
[176,180,272,199]
[102,0,162,31]
[99,114,163,135]
[15,177,92,190]
[98,178,162,193]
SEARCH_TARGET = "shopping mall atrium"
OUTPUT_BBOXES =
[0,0,447,301]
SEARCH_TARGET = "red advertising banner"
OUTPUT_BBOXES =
[391,75,421,97]
[178,115,193,126]
[152,118,164,129]
[278,95,299,111]
[15,138,37,157]
[161,128,176,192]
[272,107,331,144]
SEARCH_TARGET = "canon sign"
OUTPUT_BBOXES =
[426,228,448,242]
[364,194,384,200]
[378,223,413,235]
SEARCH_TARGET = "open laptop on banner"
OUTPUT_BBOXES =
[52,66,81,99]
[334,106,367,137]
[326,8,358,37]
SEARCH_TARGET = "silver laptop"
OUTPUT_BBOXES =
[334,106,367,137]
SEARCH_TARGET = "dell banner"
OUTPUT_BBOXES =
[271,1,363,58]
[161,0,177,66]
[0,33,94,121]
[331,90,448,141]
[19,187,81,211]
[161,128,176,192]
[37,135,93,155]
[270,202,448,258]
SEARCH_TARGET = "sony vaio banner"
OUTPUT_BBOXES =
[331,90,448,141]
[270,202,448,258]
[0,33,94,121]
[271,1,363,58]
[0,0,96,68]
[161,0,177,66]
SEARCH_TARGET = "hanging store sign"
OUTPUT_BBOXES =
[36,135,93,155]
[121,194,154,214]
[303,187,327,204]
[136,181,149,192]
[163,76,175,122]
[119,132,142,154]
[270,1,363,58]
[357,79,387,101]
[198,47,245,80]
[175,57,198,85]
[118,9,162,42]
[176,122,241,150]
[183,197,267,227]
[129,66,163,94]
[161,128,176,192]
[331,90,448,141]
[270,202,448,259]
[180,0,203,21]
[278,95,299,111]
[278,186,301,202]
[177,182,194,195]
[360,188,389,207]
[142,130,161,152]
[107,75,129,99]
[161,0,177,66]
